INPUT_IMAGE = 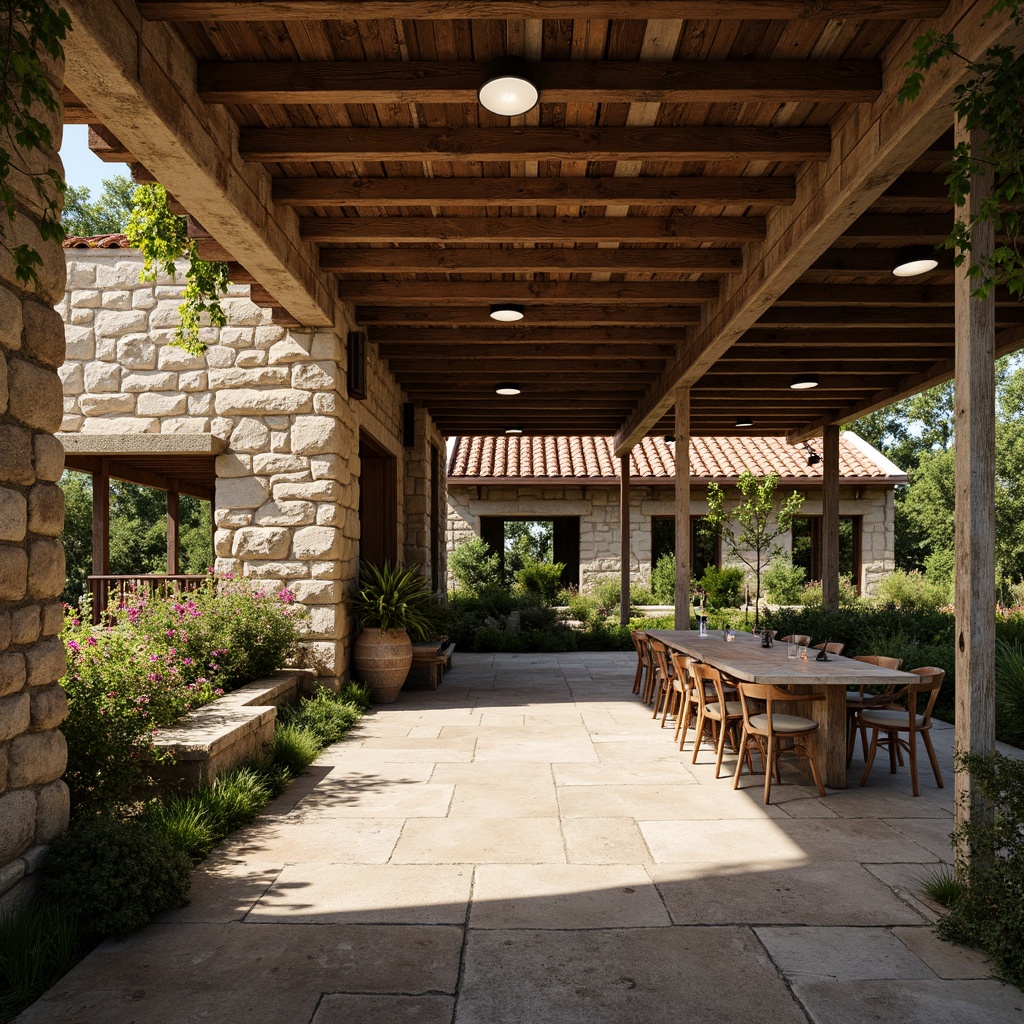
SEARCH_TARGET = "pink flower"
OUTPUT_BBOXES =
[277,588,295,603]
[66,639,80,652]
[86,636,98,647]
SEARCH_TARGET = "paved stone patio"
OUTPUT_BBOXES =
[20,653,1024,1023]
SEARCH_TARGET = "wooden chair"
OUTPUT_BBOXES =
[846,655,902,765]
[858,667,945,797]
[813,641,845,656]
[780,634,812,646]
[630,629,652,698]
[732,681,827,805]
[663,650,698,737]
[689,663,745,778]
[647,636,675,721]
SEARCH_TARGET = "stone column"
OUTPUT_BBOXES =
[0,31,70,914]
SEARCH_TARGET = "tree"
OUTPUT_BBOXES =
[59,471,92,605]
[704,472,804,628]
[62,175,136,236]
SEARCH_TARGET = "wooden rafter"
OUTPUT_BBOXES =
[357,304,701,326]
[239,126,832,164]
[198,60,881,105]
[338,280,719,304]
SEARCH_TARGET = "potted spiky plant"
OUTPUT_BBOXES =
[351,562,435,703]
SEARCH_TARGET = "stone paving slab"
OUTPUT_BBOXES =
[20,651,1019,1024]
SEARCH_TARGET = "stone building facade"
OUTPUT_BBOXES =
[448,434,904,596]
[56,244,448,682]
[0,52,72,915]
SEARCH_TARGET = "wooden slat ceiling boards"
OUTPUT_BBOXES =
[102,1,1024,442]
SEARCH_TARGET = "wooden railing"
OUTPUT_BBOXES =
[87,574,208,624]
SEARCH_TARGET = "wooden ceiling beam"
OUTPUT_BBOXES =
[757,305,1024,328]
[339,280,720,304]
[776,284,959,306]
[368,327,688,344]
[379,344,675,360]
[198,59,880,106]
[239,126,832,164]
[841,213,951,241]
[739,328,955,346]
[62,87,94,124]
[391,360,668,375]
[301,214,766,244]
[322,247,742,273]
[138,2,950,22]
[718,347,943,363]
[613,0,1022,452]
[359,304,700,326]
[809,249,953,273]
[88,125,133,163]
[275,175,797,210]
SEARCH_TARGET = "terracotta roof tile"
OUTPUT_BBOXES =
[448,434,906,483]
[62,233,131,249]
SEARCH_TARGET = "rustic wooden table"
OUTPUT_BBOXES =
[647,629,914,789]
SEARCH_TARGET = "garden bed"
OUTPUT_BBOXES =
[148,669,318,790]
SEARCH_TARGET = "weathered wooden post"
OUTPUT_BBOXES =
[821,425,840,612]
[674,390,691,628]
[619,453,630,626]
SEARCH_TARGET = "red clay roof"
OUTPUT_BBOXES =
[62,233,131,249]
[448,434,906,484]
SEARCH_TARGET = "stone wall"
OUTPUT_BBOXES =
[0,49,70,914]
[403,406,448,588]
[58,248,440,678]
[448,483,896,595]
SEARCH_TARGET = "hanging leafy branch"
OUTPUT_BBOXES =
[124,183,229,355]
[900,0,1024,298]
[0,0,70,288]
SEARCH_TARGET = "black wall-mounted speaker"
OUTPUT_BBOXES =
[347,330,367,400]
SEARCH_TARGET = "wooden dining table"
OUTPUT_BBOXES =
[646,629,915,789]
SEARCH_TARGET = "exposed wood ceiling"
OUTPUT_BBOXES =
[70,1,1024,442]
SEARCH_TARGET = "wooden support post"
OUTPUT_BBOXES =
[166,487,180,575]
[821,424,840,612]
[620,453,631,626]
[954,121,997,857]
[674,391,691,629]
[91,460,110,623]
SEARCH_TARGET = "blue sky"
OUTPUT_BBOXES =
[60,124,129,195]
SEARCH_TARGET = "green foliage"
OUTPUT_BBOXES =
[705,472,804,627]
[798,577,861,610]
[278,685,363,747]
[0,899,88,1023]
[353,561,436,638]
[61,175,135,236]
[41,814,191,939]
[272,722,322,776]
[874,569,952,611]
[0,1,70,287]
[59,471,92,604]
[338,680,373,712]
[994,638,1024,748]
[503,520,553,577]
[937,751,1024,987]
[124,183,229,354]
[920,866,967,909]
[762,555,807,604]
[61,576,302,811]
[901,2,1024,298]
[448,537,501,595]
[590,579,622,617]
[696,565,744,609]
[650,553,676,604]
[514,558,565,602]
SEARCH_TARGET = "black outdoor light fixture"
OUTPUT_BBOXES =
[489,302,525,322]
[735,416,754,428]
[892,245,939,278]
[805,443,821,466]
[790,374,820,390]
[495,382,522,396]
[478,57,539,116]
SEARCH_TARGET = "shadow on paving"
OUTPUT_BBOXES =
[16,652,1024,1024]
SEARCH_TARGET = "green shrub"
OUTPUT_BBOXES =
[272,724,321,776]
[994,639,1024,748]
[42,814,191,938]
[565,590,600,623]
[650,553,676,603]
[0,900,89,1022]
[514,559,565,602]
[339,680,372,712]
[798,576,860,609]
[590,579,621,617]
[874,569,952,611]
[630,585,656,605]
[762,556,806,604]
[448,537,501,595]
[697,565,745,609]
[279,686,363,747]
[937,752,1024,988]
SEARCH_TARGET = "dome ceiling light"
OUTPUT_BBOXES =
[478,57,539,116]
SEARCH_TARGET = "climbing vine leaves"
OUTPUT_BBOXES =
[0,1,70,288]
[901,1,1024,298]
[124,184,229,355]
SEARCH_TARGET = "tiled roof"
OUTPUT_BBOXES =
[448,434,906,484]
[62,233,131,249]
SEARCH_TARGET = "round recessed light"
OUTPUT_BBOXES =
[735,416,754,428]
[892,245,939,278]
[478,57,539,117]
[505,427,523,435]
[790,375,820,390]
[495,382,521,396]
[489,302,525,322]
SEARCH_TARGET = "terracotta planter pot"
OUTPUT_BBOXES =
[353,627,413,703]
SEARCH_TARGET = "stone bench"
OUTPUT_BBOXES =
[149,668,317,790]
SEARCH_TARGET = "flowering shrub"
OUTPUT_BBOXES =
[61,575,302,811]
